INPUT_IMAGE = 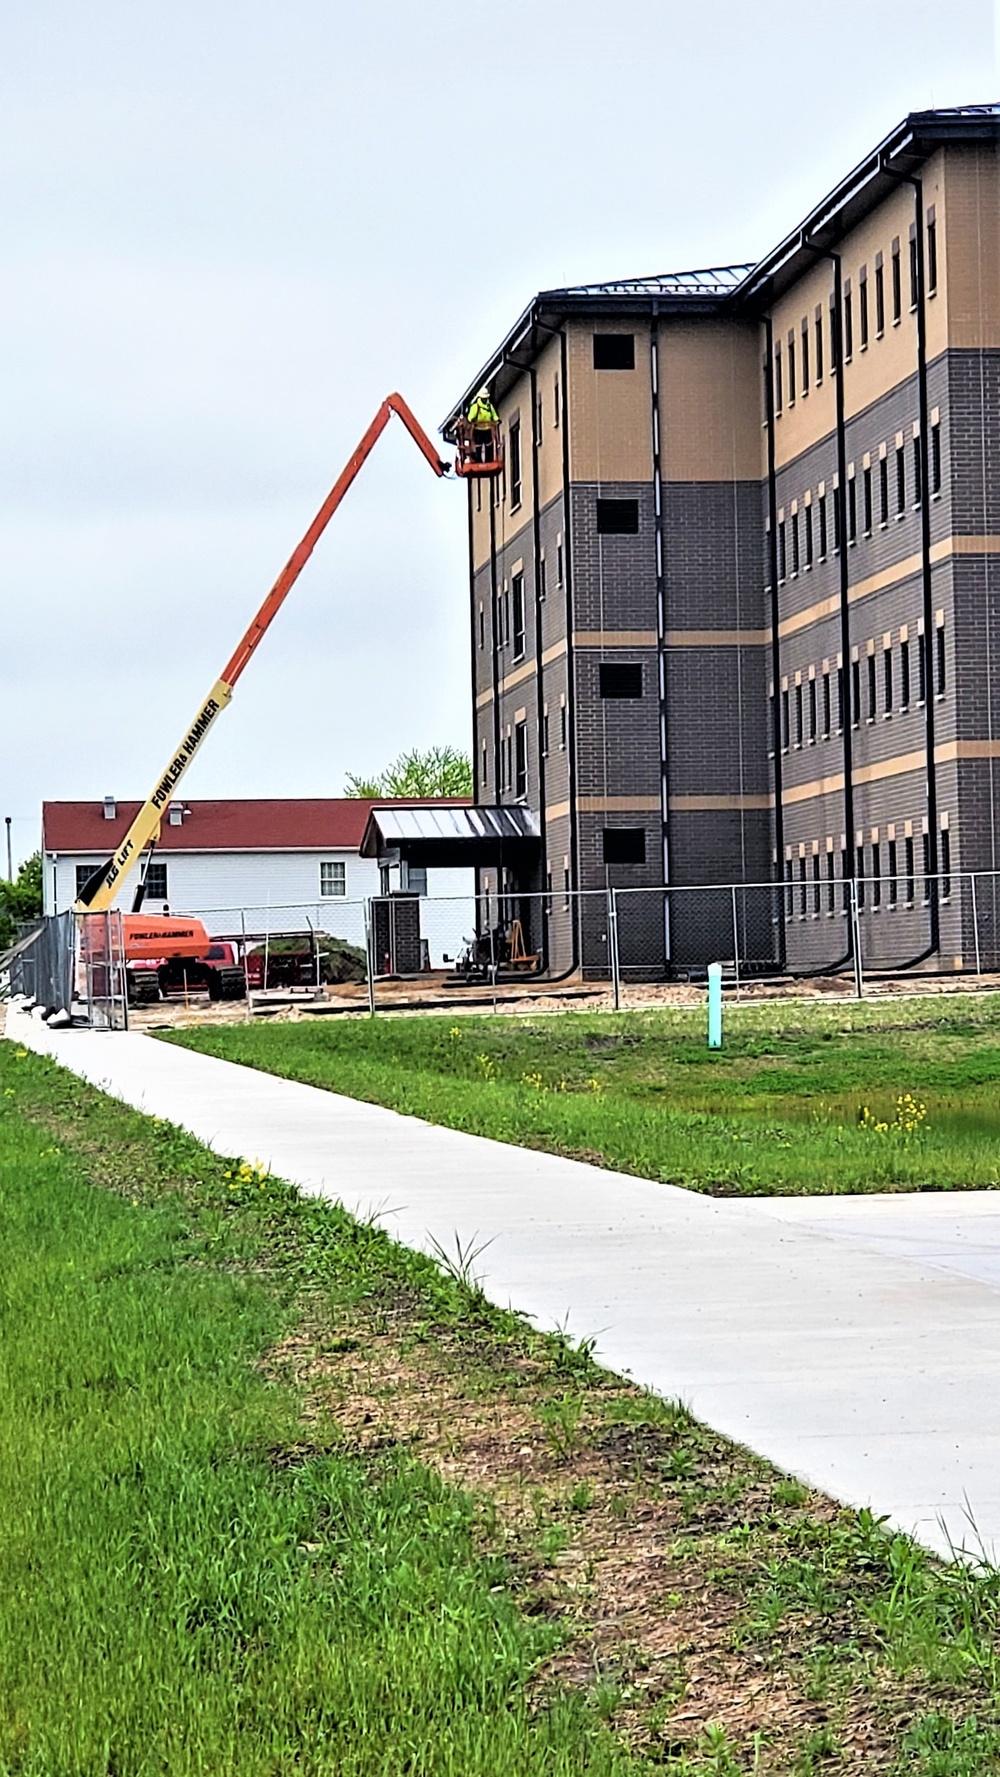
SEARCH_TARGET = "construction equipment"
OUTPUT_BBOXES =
[73,394,451,952]
[452,415,504,478]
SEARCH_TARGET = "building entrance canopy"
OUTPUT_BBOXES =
[360,805,540,871]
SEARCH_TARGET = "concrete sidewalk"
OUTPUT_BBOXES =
[8,1003,1000,1562]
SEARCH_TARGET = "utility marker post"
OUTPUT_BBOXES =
[707,962,723,1049]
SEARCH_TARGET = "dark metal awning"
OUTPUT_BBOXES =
[361,805,541,870]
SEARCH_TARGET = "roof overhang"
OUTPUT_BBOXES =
[442,105,1000,431]
[361,804,541,870]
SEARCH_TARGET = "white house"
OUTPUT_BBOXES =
[41,797,476,968]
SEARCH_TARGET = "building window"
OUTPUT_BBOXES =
[927,207,938,295]
[556,536,564,586]
[563,866,570,906]
[788,334,796,403]
[922,832,932,903]
[320,860,346,898]
[403,864,428,896]
[784,858,794,922]
[514,720,528,799]
[144,862,168,900]
[812,853,821,916]
[538,554,547,601]
[905,836,915,904]
[808,677,817,743]
[593,333,635,370]
[599,661,643,698]
[535,390,543,436]
[509,420,522,508]
[602,827,646,865]
[918,631,927,703]
[801,319,810,390]
[859,270,869,347]
[843,282,854,359]
[596,498,639,534]
[856,847,865,909]
[559,700,567,748]
[837,663,845,731]
[75,863,100,899]
[941,826,952,899]
[912,437,922,507]
[872,842,881,908]
[900,637,910,707]
[867,652,876,722]
[481,740,489,787]
[883,646,893,714]
[503,732,512,792]
[781,686,790,752]
[791,510,800,574]
[888,839,898,907]
[512,571,526,660]
[478,603,485,650]
[822,669,831,736]
[841,844,850,913]
[804,502,814,568]
[863,465,872,536]
[553,375,560,426]
[909,227,919,310]
[815,308,824,382]
[931,422,942,495]
[875,255,885,335]
[798,856,807,918]
[829,294,839,371]
[794,682,803,748]
[826,851,836,913]
[542,708,550,756]
[818,493,828,559]
[778,519,787,582]
[833,485,842,551]
[851,658,861,727]
[775,343,783,414]
[879,455,889,526]
[895,445,906,516]
[847,474,857,545]
[891,239,902,323]
[936,622,946,697]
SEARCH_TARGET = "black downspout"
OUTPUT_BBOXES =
[466,476,483,916]
[559,326,580,975]
[527,363,549,970]
[650,306,671,918]
[763,316,785,966]
[830,252,857,953]
[906,170,940,956]
[488,493,501,800]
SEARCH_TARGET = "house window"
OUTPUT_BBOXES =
[481,739,489,787]
[509,420,522,509]
[931,422,942,495]
[927,207,938,295]
[883,647,893,714]
[320,860,346,898]
[900,638,910,707]
[936,622,946,696]
[859,270,869,347]
[75,863,100,899]
[905,835,915,904]
[478,604,484,649]
[895,446,906,516]
[599,662,643,698]
[535,391,543,436]
[879,455,889,526]
[402,864,428,896]
[593,333,635,370]
[514,720,528,799]
[891,239,902,323]
[144,862,168,900]
[875,255,885,335]
[602,827,646,865]
[512,571,526,660]
[863,465,872,536]
[843,282,853,359]
[596,498,639,534]
[833,485,842,551]
[888,840,898,907]
[841,844,850,913]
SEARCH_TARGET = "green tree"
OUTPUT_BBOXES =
[345,746,472,799]
[0,852,43,952]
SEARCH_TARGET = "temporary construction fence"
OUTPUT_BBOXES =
[7,873,1000,1029]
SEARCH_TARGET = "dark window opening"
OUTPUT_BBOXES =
[791,510,800,574]
[859,273,869,347]
[805,503,814,567]
[829,297,839,370]
[538,556,547,601]
[509,420,522,508]
[784,858,793,922]
[801,322,810,390]
[511,571,525,660]
[856,848,866,908]
[799,856,807,918]
[848,476,857,544]
[912,437,922,506]
[144,862,168,900]
[602,827,646,865]
[866,653,876,721]
[875,259,885,334]
[863,466,872,535]
[599,662,643,699]
[794,682,803,747]
[788,336,796,403]
[843,285,854,359]
[888,840,898,907]
[593,333,635,370]
[826,851,836,913]
[556,538,564,586]
[901,638,910,707]
[931,423,942,495]
[909,229,919,309]
[822,670,831,736]
[872,842,881,908]
[851,658,861,727]
[895,446,906,515]
[837,664,845,731]
[478,605,484,650]
[833,485,842,551]
[559,702,567,748]
[514,721,527,799]
[918,631,927,703]
[778,519,787,581]
[905,836,915,904]
[781,687,790,751]
[818,493,828,558]
[941,827,952,898]
[922,832,931,903]
[815,310,824,381]
[808,677,817,742]
[936,624,946,696]
[596,499,639,534]
[879,455,889,525]
[891,241,902,322]
[883,647,893,713]
[927,209,938,295]
[76,864,100,898]
[775,344,783,414]
[842,845,850,912]
[542,709,550,756]
[812,854,821,916]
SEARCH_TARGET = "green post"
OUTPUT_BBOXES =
[707,962,723,1049]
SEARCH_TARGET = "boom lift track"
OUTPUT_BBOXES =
[75,394,451,917]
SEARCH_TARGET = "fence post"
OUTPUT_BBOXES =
[970,872,983,978]
[850,879,864,999]
[607,888,621,1011]
[730,884,741,1001]
[365,899,376,1018]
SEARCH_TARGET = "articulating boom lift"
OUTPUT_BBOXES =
[74,394,454,938]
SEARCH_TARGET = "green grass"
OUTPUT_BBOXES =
[0,1040,640,1777]
[166,994,1000,1196]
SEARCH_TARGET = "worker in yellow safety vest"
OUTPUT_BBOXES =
[467,386,499,460]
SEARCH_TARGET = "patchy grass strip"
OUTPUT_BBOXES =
[166,995,1000,1196]
[4,1038,1000,1773]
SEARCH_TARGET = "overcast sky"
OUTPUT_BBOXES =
[1,1,995,868]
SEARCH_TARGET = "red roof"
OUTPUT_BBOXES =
[41,798,469,855]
